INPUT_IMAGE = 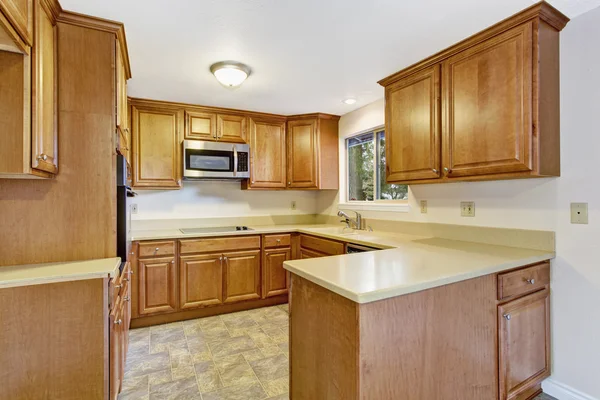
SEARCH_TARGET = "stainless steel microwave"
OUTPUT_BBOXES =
[183,140,250,180]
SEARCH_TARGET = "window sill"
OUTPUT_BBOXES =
[338,202,410,213]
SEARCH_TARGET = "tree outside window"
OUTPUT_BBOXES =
[347,129,407,202]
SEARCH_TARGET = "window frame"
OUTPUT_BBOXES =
[341,125,409,212]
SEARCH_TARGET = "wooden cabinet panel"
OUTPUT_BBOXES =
[217,114,247,143]
[263,247,290,298]
[0,0,33,46]
[498,288,550,400]
[180,235,261,255]
[109,295,123,400]
[442,22,533,178]
[30,0,57,174]
[185,110,216,140]
[131,103,183,189]
[287,118,318,189]
[264,233,291,248]
[179,254,223,309]
[248,117,287,188]
[498,262,550,301]
[300,248,328,259]
[138,240,175,257]
[223,249,261,304]
[385,65,440,182]
[300,234,345,256]
[138,257,178,315]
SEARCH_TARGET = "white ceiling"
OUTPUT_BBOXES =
[61,0,600,116]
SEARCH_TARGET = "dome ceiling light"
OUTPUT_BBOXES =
[343,98,357,105]
[210,61,251,88]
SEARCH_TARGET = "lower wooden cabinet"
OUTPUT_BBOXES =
[109,295,123,400]
[138,256,178,315]
[179,253,223,309]
[263,247,291,298]
[223,250,261,304]
[300,248,328,259]
[498,288,550,400]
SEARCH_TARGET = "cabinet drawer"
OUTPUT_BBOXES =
[139,241,175,257]
[300,235,344,256]
[264,234,291,248]
[498,262,550,300]
[180,235,261,254]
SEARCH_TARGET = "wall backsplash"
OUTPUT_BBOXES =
[131,180,320,220]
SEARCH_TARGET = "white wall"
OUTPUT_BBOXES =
[318,6,600,398]
[132,181,319,220]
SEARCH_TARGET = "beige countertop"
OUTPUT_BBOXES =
[130,223,554,304]
[0,257,121,289]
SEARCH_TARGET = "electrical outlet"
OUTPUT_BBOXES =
[131,204,138,214]
[460,201,475,217]
[291,201,297,211]
[570,202,588,224]
[420,200,427,213]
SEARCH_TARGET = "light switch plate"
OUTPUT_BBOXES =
[571,203,588,224]
[420,200,427,214]
[131,204,138,214]
[461,201,475,217]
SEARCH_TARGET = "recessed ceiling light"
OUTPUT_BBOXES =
[210,61,251,88]
[343,98,357,105]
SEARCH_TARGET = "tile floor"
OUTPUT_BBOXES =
[119,304,290,400]
[120,302,556,400]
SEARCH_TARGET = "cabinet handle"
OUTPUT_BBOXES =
[276,239,281,243]
[37,153,48,161]
[154,247,159,253]
[432,168,438,174]
[252,181,255,184]
[171,260,175,264]
[124,277,130,282]
[124,296,131,302]
[129,270,134,275]
[503,314,511,321]
[288,182,291,185]
[443,167,451,173]
[115,319,123,325]
[526,278,536,285]
[130,251,135,255]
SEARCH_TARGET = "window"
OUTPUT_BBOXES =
[346,129,408,202]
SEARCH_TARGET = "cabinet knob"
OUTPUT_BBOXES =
[219,256,223,261]
[115,284,122,289]
[443,167,449,172]
[288,182,291,185]
[252,181,255,184]
[154,247,159,252]
[432,168,438,174]
[171,260,175,264]
[115,319,123,325]
[129,270,134,275]
[124,296,131,302]
[130,252,135,255]
[526,278,536,285]
[124,277,130,282]
[503,314,511,321]
[276,239,281,243]
[37,153,48,161]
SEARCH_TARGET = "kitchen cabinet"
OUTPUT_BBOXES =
[287,114,339,189]
[138,256,178,315]
[244,116,287,189]
[0,0,33,46]
[217,113,247,143]
[300,234,345,256]
[263,247,291,298]
[379,3,568,184]
[185,110,217,140]
[300,248,327,259]
[498,288,550,400]
[109,294,123,400]
[179,253,223,309]
[223,249,261,304]
[385,65,440,181]
[131,101,183,189]
[116,39,131,165]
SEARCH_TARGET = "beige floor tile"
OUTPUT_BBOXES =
[201,381,267,400]
[149,376,201,400]
[208,335,257,359]
[213,354,257,387]
[260,346,282,358]
[194,360,222,393]
[147,369,173,386]
[249,354,289,382]
[262,375,289,397]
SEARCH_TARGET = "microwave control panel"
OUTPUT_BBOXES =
[238,152,249,172]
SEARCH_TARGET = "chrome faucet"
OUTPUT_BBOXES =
[337,210,362,230]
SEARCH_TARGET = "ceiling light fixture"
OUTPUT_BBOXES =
[343,98,357,105]
[210,61,251,88]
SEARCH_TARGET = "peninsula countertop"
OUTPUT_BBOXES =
[0,257,122,289]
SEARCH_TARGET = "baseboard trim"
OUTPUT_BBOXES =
[542,379,598,400]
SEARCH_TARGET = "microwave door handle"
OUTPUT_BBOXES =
[233,145,238,177]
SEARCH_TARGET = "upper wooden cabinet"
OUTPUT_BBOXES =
[245,116,287,189]
[116,39,131,164]
[184,110,247,143]
[385,65,441,182]
[287,114,339,190]
[131,100,183,189]
[379,2,569,184]
[217,113,247,143]
[0,0,33,46]
[185,110,216,140]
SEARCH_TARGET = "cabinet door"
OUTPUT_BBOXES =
[132,104,183,189]
[179,253,223,310]
[263,247,291,298]
[248,117,287,188]
[498,288,550,400]
[185,110,217,140]
[109,296,122,400]
[31,0,57,174]
[223,249,261,304]
[217,114,247,143]
[287,118,318,189]
[300,248,327,259]
[442,22,533,178]
[0,0,33,45]
[116,39,129,142]
[138,257,178,315]
[385,65,441,182]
